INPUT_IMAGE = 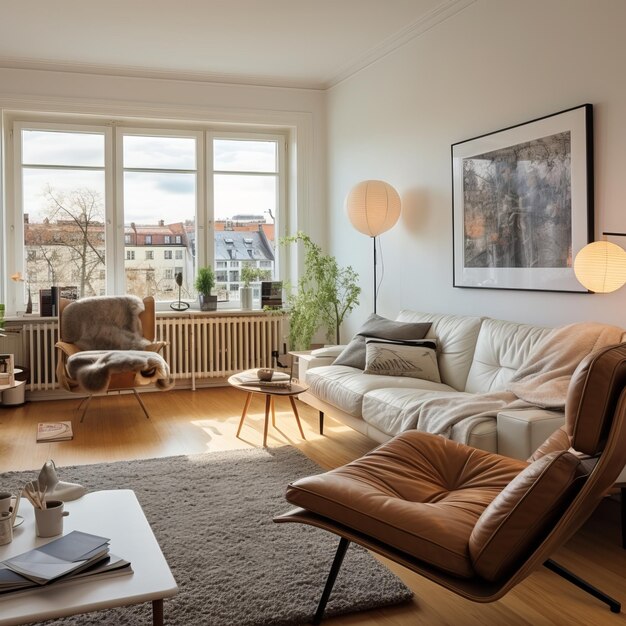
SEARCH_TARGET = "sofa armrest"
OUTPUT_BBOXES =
[497,408,564,461]
[297,351,343,382]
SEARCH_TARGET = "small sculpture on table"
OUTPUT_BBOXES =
[170,272,190,311]
[36,459,86,502]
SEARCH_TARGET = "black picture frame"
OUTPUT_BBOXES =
[451,104,593,293]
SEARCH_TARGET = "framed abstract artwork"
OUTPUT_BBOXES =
[452,104,593,292]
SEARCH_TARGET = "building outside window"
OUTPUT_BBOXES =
[8,119,284,312]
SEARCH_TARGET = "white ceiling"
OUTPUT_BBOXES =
[0,0,472,89]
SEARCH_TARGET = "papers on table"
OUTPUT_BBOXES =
[0,531,131,595]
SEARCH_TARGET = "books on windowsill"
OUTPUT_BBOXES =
[36,421,74,443]
[0,531,132,596]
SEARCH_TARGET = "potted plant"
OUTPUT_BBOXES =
[195,266,217,311]
[282,232,361,350]
[240,266,271,311]
[240,265,258,311]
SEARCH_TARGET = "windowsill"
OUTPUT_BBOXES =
[2,309,286,323]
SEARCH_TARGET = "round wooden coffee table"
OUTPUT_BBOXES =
[228,370,309,447]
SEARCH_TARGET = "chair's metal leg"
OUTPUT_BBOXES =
[544,559,621,613]
[312,538,351,625]
[132,389,151,419]
[78,395,94,423]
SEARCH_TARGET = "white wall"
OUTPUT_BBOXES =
[327,0,626,335]
[0,67,327,300]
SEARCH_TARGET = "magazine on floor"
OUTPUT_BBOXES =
[36,421,74,443]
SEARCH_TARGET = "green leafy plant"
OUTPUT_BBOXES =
[194,266,216,296]
[282,232,361,350]
[240,265,272,288]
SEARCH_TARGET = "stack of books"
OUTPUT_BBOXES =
[0,530,131,596]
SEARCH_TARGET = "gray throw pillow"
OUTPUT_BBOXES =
[333,314,432,370]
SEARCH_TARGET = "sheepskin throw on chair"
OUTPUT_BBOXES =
[61,295,173,393]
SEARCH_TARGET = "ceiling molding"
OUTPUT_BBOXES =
[326,0,477,89]
[0,57,326,92]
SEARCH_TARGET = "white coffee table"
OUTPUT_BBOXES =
[0,490,177,626]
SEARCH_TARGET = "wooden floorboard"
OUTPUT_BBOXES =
[1,387,625,625]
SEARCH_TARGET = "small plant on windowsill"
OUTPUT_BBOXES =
[240,266,271,311]
[195,266,217,311]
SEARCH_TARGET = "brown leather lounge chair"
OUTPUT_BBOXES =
[275,343,626,623]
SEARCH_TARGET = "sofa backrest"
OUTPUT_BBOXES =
[464,318,552,394]
[396,310,483,391]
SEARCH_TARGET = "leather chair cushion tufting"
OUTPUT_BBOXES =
[286,431,526,578]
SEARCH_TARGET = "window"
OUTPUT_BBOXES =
[18,125,107,308]
[174,266,183,275]
[164,269,174,280]
[6,118,285,312]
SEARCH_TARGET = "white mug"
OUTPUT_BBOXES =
[34,500,69,538]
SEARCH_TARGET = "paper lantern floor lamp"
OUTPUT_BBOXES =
[345,180,401,313]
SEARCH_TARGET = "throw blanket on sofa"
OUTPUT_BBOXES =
[62,295,173,393]
[411,322,624,444]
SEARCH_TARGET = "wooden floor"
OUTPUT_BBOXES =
[1,387,625,625]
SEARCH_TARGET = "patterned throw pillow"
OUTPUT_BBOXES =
[333,314,432,370]
[363,338,441,382]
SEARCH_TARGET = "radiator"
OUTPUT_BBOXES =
[23,322,58,392]
[157,314,288,389]
[17,313,288,392]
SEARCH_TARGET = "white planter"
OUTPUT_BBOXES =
[240,287,253,310]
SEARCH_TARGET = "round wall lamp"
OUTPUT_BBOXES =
[574,233,626,293]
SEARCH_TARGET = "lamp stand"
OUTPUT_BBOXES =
[373,236,377,314]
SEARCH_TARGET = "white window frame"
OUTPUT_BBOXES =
[207,131,285,309]
[8,121,113,313]
[3,116,287,314]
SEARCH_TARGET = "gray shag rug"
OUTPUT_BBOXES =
[1,447,412,625]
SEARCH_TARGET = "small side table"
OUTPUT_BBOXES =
[228,370,309,447]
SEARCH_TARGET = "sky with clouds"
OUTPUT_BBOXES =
[21,130,277,226]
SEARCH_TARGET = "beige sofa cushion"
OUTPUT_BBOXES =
[396,311,483,391]
[306,365,455,418]
[362,387,461,436]
[464,319,551,394]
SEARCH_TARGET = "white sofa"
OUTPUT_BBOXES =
[298,310,624,470]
